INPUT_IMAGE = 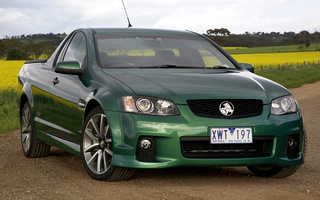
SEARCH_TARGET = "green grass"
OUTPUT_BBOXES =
[0,89,20,134]
[1,65,320,134]
[255,64,320,88]
[224,44,319,54]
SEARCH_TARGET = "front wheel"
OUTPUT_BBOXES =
[247,165,300,178]
[247,127,307,178]
[80,107,134,181]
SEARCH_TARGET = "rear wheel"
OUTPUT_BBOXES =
[81,107,134,181]
[247,128,307,178]
[21,101,50,158]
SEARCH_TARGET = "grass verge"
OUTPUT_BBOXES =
[255,64,320,88]
[0,89,20,134]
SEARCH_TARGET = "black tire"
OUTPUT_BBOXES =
[247,165,300,178]
[247,127,307,178]
[20,101,50,158]
[301,126,307,161]
[80,107,134,181]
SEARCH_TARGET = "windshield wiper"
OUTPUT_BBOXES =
[140,65,204,69]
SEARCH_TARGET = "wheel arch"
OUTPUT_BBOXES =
[19,81,34,111]
[84,99,101,121]
[20,93,29,118]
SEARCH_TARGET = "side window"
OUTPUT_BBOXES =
[63,33,87,68]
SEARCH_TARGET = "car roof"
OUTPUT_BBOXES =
[89,27,196,36]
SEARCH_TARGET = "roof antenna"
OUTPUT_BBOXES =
[121,0,132,27]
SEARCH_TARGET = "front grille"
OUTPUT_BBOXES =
[181,136,273,158]
[187,99,263,118]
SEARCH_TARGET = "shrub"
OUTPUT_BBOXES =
[6,48,29,60]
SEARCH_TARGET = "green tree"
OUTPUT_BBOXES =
[0,40,5,58]
[6,48,29,60]
[28,42,43,59]
[294,30,311,51]
[313,31,320,51]
[206,28,231,46]
[39,41,56,58]
[1,37,27,59]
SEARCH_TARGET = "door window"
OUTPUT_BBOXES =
[63,33,87,68]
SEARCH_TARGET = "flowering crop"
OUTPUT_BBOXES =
[223,47,248,50]
[0,51,320,91]
[0,60,25,91]
[231,52,320,67]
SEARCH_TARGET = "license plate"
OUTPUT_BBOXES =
[210,127,252,144]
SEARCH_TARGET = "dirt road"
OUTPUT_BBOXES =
[1,82,320,200]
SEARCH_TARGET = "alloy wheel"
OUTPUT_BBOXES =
[21,104,32,153]
[83,113,113,175]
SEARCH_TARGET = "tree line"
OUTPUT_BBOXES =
[205,28,320,51]
[8,33,67,40]
[0,33,66,60]
[1,30,319,60]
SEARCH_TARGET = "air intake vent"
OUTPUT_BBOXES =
[187,99,263,118]
[181,136,273,158]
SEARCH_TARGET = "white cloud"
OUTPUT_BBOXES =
[0,0,319,38]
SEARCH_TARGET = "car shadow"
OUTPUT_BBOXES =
[134,166,253,181]
[47,148,256,182]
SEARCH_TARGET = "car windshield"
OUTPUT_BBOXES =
[95,32,237,69]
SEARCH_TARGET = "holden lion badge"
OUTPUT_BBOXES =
[219,101,234,116]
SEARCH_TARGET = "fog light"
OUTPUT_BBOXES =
[139,139,152,150]
[287,135,299,159]
[136,137,156,161]
[288,137,297,149]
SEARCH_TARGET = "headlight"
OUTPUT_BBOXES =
[271,95,297,115]
[122,96,180,116]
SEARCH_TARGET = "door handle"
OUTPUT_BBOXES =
[52,77,59,85]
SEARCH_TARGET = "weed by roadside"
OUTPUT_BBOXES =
[0,89,20,133]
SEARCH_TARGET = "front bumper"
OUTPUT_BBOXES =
[105,104,304,169]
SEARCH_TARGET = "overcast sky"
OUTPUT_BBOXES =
[1,0,319,38]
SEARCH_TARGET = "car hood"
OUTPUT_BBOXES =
[102,68,290,104]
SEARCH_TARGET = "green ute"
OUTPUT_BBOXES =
[18,27,306,181]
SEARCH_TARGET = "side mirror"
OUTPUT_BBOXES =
[239,63,254,73]
[55,61,85,76]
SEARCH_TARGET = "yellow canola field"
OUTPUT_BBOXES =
[0,60,25,91]
[231,51,320,67]
[1,51,320,90]
[222,47,248,50]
